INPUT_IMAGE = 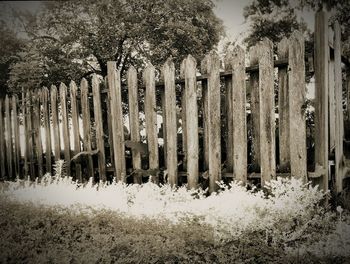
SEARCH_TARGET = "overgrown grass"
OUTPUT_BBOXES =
[1,174,350,263]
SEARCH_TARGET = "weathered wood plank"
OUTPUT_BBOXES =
[127,66,142,184]
[0,100,5,178]
[33,90,43,177]
[92,74,106,182]
[161,90,167,167]
[329,51,336,151]
[143,64,159,183]
[180,55,199,189]
[202,51,221,193]
[107,62,126,182]
[50,85,61,162]
[249,46,261,169]
[59,83,71,175]
[5,95,13,179]
[258,39,276,186]
[334,21,345,193]
[314,10,329,191]
[277,37,290,171]
[224,48,234,172]
[12,96,20,178]
[80,78,94,180]
[42,87,52,174]
[181,87,187,171]
[70,81,82,181]
[200,57,209,171]
[227,46,247,184]
[104,77,115,176]
[289,31,307,181]
[162,58,178,186]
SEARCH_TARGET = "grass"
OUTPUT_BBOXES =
[0,176,350,263]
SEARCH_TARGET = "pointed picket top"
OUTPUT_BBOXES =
[92,73,100,86]
[143,63,155,81]
[59,82,68,96]
[162,56,175,80]
[42,86,49,100]
[127,65,137,78]
[69,80,78,92]
[224,45,235,71]
[278,37,289,58]
[180,54,196,78]
[289,30,304,52]
[51,84,58,94]
[200,55,208,75]
[202,50,220,75]
[249,44,259,65]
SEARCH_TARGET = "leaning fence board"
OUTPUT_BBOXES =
[127,66,142,184]
[334,21,344,193]
[50,85,61,162]
[0,100,5,178]
[314,10,329,191]
[42,87,51,174]
[258,39,276,186]
[289,31,307,180]
[203,51,221,193]
[277,37,290,171]
[180,55,199,189]
[80,78,94,180]
[162,58,178,186]
[5,95,13,179]
[60,83,71,175]
[227,46,247,184]
[201,57,209,171]
[249,46,260,169]
[92,74,106,181]
[70,81,82,181]
[107,62,126,182]
[25,91,35,178]
[143,64,159,183]
[33,90,43,177]
[12,96,20,178]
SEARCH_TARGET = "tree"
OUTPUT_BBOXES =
[8,0,224,92]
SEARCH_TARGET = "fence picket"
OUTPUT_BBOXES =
[12,96,20,178]
[0,100,5,178]
[277,37,290,171]
[33,90,43,177]
[334,21,345,192]
[92,74,106,181]
[180,55,198,189]
[202,51,221,193]
[200,58,209,171]
[289,31,307,180]
[42,87,52,174]
[107,62,126,182]
[70,81,82,181]
[314,10,329,191]
[258,39,276,186]
[227,46,247,184]
[127,66,142,183]
[181,88,187,171]
[80,78,94,180]
[143,64,159,183]
[162,58,178,186]
[51,85,61,162]
[59,83,71,175]
[5,95,13,179]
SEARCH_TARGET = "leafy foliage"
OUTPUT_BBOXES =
[8,0,224,92]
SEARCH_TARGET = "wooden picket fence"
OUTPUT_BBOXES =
[0,10,349,193]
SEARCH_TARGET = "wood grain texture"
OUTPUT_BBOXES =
[12,96,20,178]
[5,95,13,179]
[0,100,5,178]
[50,85,61,162]
[59,83,71,175]
[33,90,43,178]
[42,87,52,174]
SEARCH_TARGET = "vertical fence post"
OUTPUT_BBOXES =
[289,31,307,180]
[180,55,199,189]
[25,91,34,178]
[202,51,221,193]
[328,27,336,152]
[104,77,115,176]
[127,66,142,183]
[70,81,82,181]
[314,9,329,191]
[162,58,178,186]
[181,86,187,171]
[80,78,94,180]
[258,39,276,186]
[42,87,52,174]
[334,21,345,193]
[5,95,13,179]
[107,62,126,182]
[143,64,159,183]
[0,100,5,178]
[92,74,106,182]
[12,96,20,178]
[59,83,71,175]
[51,85,61,162]
[277,37,290,171]
[249,46,261,170]
[227,46,247,184]
[33,90,43,178]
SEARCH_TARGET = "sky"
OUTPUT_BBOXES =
[1,0,316,50]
